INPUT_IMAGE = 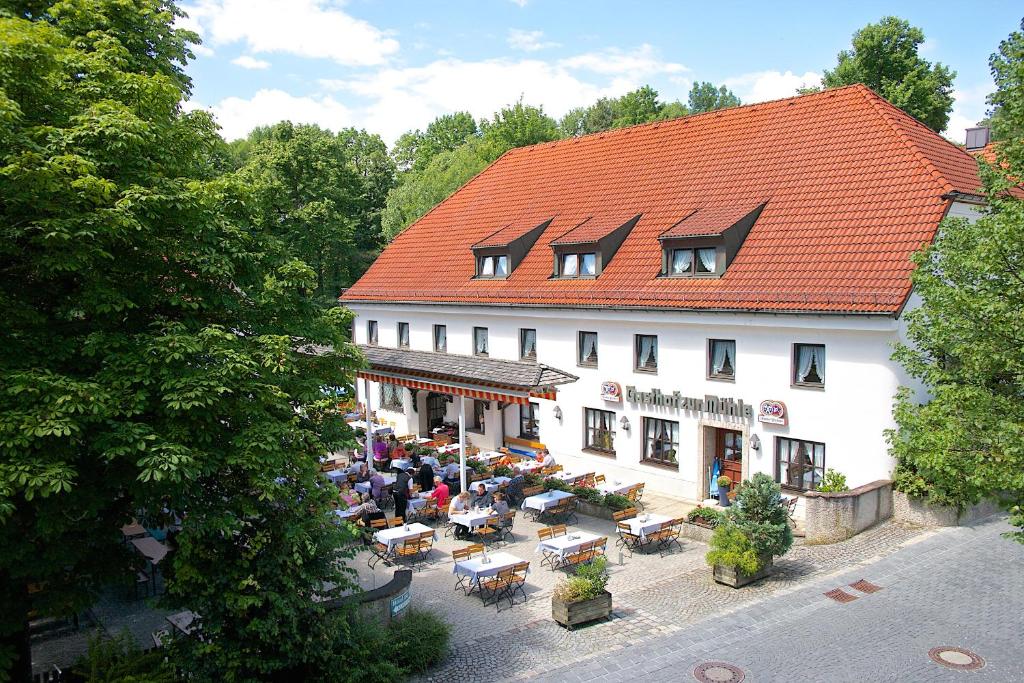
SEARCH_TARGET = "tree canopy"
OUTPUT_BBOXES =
[822,16,956,132]
[889,20,1024,543]
[0,1,363,679]
[558,85,688,137]
[687,81,741,113]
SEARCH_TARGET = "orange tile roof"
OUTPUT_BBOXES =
[343,85,984,314]
[659,203,763,239]
[550,212,641,245]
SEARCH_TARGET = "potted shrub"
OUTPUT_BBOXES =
[552,556,611,629]
[686,505,723,529]
[717,475,732,507]
[706,473,793,588]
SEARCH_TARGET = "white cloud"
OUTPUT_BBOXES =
[194,89,355,141]
[507,29,558,52]
[231,55,270,70]
[181,0,398,66]
[723,70,822,103]
[559,44,688,76]
[943,81,991,141]
[509,0,528,7]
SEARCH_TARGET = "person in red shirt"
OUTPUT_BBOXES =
[427,476,449,508]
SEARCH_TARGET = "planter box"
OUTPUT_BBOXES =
[679,520,715,544]
[713,556,773,588]
[576,500,615,520]
[552,590,612,628]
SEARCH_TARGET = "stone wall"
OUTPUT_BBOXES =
[892,491,1002,528]
[328,569,412,627]
[803,480,893,544]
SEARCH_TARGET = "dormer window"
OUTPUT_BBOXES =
[669,247,718,277]
[559,252,596,278]
[551,214,640,280]
[478,254,509,278]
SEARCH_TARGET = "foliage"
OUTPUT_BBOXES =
[705,523,760,575]
[717,476,732,488]
[603,493,632,511]
[479,98,559,157]
[816,469,850,493]
[465,457,488,474]
[491,464,513,478]
[523,472,544,488]
[687,82,741,113]
[392,111,478,172]
[687,505,724,528]
[730,473,794,560]
[71,631,175,683]
[553,556,608,602]
[0,2,364,679]
[559,85,687,137]
[543,477,570,492]
[383,608,451,675]
[987,20,1024,149]
[569,485,603,505]
[821,16,955,132]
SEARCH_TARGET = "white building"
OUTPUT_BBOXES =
[341,86,985,506]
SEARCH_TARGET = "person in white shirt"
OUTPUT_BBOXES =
[420,453,440,469]
[538,448,556,468]
[448,492,472,540]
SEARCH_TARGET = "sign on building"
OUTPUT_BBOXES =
[600,381,622,403]
[757,400,788,425]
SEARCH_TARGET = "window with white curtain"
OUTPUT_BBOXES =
[580,253,596,276]
[671,249,694,275]
[634,334,658,372]
[433,324,446,352]
[708,339,736,379]
[561,253,578,277]
[793,343,826,387]
[776,437,825,491]
[520,328,537,361]
[520,402,539,439]
[473,327,489,357]
[480,256,495,276]
[495,255,508,276]
[397,322,410,349]
[578,331,598,367]
[367,320,378,345]
[696,248,717,274]
[478,254,510,278]
[559,252,597,278]
[666,247,718,276]
[643,417,679,465]
[379,382,404,411]
[584,408,616,453]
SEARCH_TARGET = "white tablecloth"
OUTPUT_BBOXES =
[536,531,604,559]
[477,476,511,493]
[346,420,393,435]
[513,460,543,474]
[623,513,673,541]
[408,496,428,512]
[354,473,396,495]
[521,490,575,512]
[478,451,504,464]
[334,507,361,520]
[391,459,412,471]
[448,509,495,529]
[373,523,436,552]
[552,471,594,484]
[452,552,525,582]
[325,469,348,483]
[596,480,643,496]
[437,444,460,454]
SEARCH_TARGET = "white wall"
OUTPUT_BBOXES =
[350,303,911,501]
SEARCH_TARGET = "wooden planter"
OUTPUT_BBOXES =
[552,590,612,629]
[713,555,773,588]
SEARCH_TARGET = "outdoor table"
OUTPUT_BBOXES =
[408,495,429,512]
[514,460,543,474]
[414,437,433,444]
[373,523,436,553]
[166,610,198,637]
[452,551,525,583]
[131,536,169,565]
[346,420,393,435]
[477,451,504,464]
[391,458,412,471]
[596,479,643,496]
[551,471,593,485]
[121,521,147,540]
[521,489,575,513]
[325,469,348,484]
[333,507,361,521]
[449,508,495,529]
[437,444,461,455]
[355,473,396,495]
[535,530,603,560]
[623,513,673,541]
[478,476,511,493]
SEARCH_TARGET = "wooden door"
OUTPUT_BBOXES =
[717,429,743,484]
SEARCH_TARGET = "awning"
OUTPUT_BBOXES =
[357,345,577,405]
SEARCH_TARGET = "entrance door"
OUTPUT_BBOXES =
[427,393,447,430]
[716,428,743,484]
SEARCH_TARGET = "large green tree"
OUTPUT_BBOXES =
[391,110,477,172]
[687,81,741,113]
[0,1,363,679]
[822,16,955,132]
[888,21,1024,543]
[559,85,687,137]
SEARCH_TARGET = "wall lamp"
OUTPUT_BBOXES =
[750,434,761,451]
[619,416,631,431]
[553,405,563,421]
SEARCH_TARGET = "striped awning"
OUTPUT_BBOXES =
[357,370,557,405]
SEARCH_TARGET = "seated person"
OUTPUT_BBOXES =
[537,448,556,468]
[354,462,372,483]
[442,458,461,483]
[372,439,389,466]
[489,491,510,518]
[505,467,525,505]
[369,471,387,501]
[420,452,440,469]
[391,440,408,462]
[349,493,379,519]
[427,476,449,508]
[448,492,472,540]
[338,486,360,507]
[472,482,491,509]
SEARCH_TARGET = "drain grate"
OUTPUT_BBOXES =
[693,661,745,682]
[928,646,985,671]
[824,588,858,603]
[849,579,882,594]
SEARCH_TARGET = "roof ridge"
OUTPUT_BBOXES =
[854,85,954,196]
[504,84,873,156]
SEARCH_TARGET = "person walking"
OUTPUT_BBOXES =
[393,467,414,521]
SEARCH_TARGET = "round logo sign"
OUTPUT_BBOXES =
[600,381,622,403]
[758,400,787,425]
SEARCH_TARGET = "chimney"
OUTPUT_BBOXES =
[965,127,991,151]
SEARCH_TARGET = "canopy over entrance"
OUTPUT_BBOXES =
[356,345,577,492]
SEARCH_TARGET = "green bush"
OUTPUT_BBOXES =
[523,472,543,487]
[687,505,723,527]
[732,473,793,559]
[553,556,609,602]
[492,464,513,478]
[603,493,632,511]
[817,469,849,493]
[543,477,570,492]
[385,608,451,674]
[465,457,488,473]
[570,485,604,505]
[705,523,760,575]
[72,631,175,683]
[717,475,732,488]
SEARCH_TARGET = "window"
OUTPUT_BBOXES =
[793,343,826,387]
[776,437,825,491]
[643,417,679,466]
[520,402,539,439]
[470,400,486,433]
[584,408,616,453]
[559,252,597,278]
[520,328,537,361]
[708,339,736,380]
[379,382,403,411]
[634,334,658,372]
[367,320,378,345]
[397,322,410,349]
[478,254,509,278]
[433,324,446,353]
[667,247,718,276]
[578,331,598,367]
[473,327,489,357]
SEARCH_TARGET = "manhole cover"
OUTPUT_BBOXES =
[824,588,858,603]
[693,661,745,682]
[928,646,985,671]
[849,579,882,593]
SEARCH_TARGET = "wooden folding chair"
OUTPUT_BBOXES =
[368,536,392,569]
[479,567,514,611]
[417,498,442,525]
[550,524,568,537]
[497,511,516,544]
[537,527,558,568]
[612,508,638,522]
[452,545,480,594]
[616,521,642,556]
[561,540,596,571]
[656,519,683,556]
[593,536,608,557]
[627,484,645,510]
[594,474,606,485]
[475,515,501,545]
[507,561,530,608]
[388,517,404,527]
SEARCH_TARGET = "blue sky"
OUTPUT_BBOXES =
[178,1,1023,144]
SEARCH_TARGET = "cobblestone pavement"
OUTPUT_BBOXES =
[371,494,930,682]
[528,515,1024,683]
